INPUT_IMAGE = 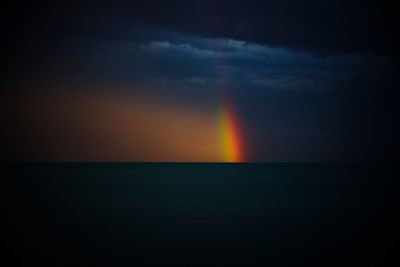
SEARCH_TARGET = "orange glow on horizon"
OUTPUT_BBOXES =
[2,83,247,162]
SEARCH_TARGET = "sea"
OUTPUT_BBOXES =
[2,163,399,266]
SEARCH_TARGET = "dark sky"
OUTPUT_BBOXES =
[3,0,400,52]
[1,0,399,161]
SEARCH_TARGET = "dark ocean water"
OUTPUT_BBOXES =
[2,164,399,266]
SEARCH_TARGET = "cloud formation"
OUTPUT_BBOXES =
[130,31,385,95]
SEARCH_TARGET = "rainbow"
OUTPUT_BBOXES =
[213,45,246,162]
[218,101,246,162]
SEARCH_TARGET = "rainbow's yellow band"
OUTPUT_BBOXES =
[218,102,245,162]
